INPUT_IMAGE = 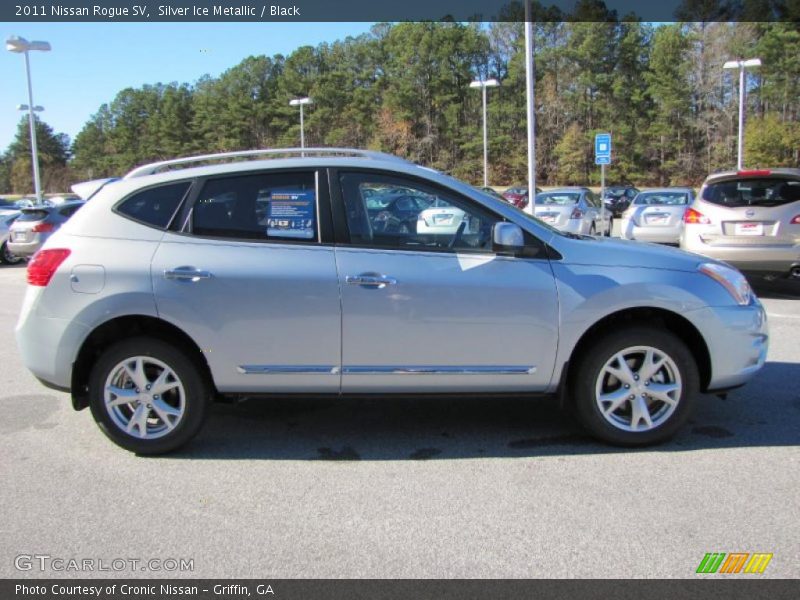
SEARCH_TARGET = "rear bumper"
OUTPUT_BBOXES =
[689,302,768,391]
[8,239,45,257]
[681,227,800,274]
[621,220,681,244]
[15,287,88,390]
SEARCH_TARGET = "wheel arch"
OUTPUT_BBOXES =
[71,315,216,411]
[564,306,712,394]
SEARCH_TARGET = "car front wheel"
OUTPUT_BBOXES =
[88,337,211,454]
[570,327,698,446]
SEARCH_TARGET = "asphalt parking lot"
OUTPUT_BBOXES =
[0,262,798,579]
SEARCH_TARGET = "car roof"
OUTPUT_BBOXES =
[542,187,589,192]
[703,168,800,185]
[638,187,693,193]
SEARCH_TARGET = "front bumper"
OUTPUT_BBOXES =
[689,301,768,391]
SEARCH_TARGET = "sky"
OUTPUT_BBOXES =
[1,22,376,151]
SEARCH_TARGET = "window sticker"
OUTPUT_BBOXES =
[266,189,316,239]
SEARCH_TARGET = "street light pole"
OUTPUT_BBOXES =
[6,36,51,205]
[723,58,761,170]
[524,0,536,214]
[289,97,313,154]
[469,79,499,188]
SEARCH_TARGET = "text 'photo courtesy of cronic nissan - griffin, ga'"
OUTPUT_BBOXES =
[14,148,768,454]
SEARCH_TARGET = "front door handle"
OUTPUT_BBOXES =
[345,273,398,288]
[164,267,213,282]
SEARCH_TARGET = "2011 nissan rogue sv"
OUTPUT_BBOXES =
[16,148,768,454]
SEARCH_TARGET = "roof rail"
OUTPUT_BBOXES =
[123,147,412,179]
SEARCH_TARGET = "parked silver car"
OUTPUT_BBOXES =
[7,201,84,257]
[680,169,800,279]
[534,188,612,236]
[1,211,24,265]
[620,188,695,245]
[16,148,767,454]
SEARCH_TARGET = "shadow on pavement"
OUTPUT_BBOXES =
[165,360,800,461]
[748,276,800,299]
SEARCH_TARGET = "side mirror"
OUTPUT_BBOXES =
[492,222,524,254]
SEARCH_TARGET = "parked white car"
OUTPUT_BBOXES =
[533,188,612,236]
[0,211,24,265]
[621,188,695,245]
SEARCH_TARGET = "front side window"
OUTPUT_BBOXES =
[192,172,317,241]
[339,172,499,252]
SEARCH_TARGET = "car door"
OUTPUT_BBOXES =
[151,169,341,393]
[332,170,559,393]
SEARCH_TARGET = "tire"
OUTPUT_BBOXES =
[88,336,211,454]
[0,241,23,265]
[589,223,596,235]
[569,327,698,446]
[606,217,614,237]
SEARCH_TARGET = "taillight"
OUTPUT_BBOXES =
[790,215,800,225]
[31,222,55,233]
[27,248,71,287]
[684,208,710,224]
[571,208,584,219]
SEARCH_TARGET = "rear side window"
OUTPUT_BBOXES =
[191,172,317,242]
[17,210,50,222]
[117,182,190,229]
[702,178,800,208]
[59,204,84,218]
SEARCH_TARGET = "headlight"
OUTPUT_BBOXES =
[698,263,753,306]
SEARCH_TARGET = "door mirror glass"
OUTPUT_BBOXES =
[492,222,524,253]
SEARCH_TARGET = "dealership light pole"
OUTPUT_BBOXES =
[723,58,761,170]
[289,97,313,153]
[469,79,499,188]
[524,0,536,213]
[7,35,51,205]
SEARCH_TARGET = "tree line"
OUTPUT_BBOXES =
[1,18,798,195]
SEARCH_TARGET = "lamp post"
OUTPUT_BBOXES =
[469,79,499,188]
[524,0,536,214]
[723,58,761,170]
[7,36,51,205]
[289,97,313,153]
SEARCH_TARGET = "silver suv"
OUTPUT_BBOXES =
[16,149,768,454]
[681,168,800,279]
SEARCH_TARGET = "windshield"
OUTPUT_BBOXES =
[634,192,689,206]
[702,178,800,208]
[536,192,580,206]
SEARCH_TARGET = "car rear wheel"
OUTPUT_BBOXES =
[570,327,698,446]
[0,241,23,265]
[88,337,211,454]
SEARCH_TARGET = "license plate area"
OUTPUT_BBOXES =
[734,222,764,236]
[12,231,26,242]
[644,213,669,226]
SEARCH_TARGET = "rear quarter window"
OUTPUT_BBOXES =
[702,178,800,208]
[116,182,191,229]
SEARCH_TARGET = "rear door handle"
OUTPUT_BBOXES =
[345,273,398,288]
[164,267,213,282]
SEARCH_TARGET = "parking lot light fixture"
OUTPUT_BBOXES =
[470,79,500,188]
[7,35,51,206]
[289,97,313,153]
[723,58,761,170]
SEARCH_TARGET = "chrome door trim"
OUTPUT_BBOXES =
[341,365,537,375]
[237,365,340,375]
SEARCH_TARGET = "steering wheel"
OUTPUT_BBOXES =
[448,221,467,250]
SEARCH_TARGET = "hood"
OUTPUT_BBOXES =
[550,235,710,272]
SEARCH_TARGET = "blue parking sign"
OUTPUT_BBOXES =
[595,133,611,159]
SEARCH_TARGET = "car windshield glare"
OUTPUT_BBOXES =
[702,178,800,208]
[536,193,579,205]
[635,192,689,206]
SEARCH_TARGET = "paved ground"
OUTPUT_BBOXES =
[0,262,798,579]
